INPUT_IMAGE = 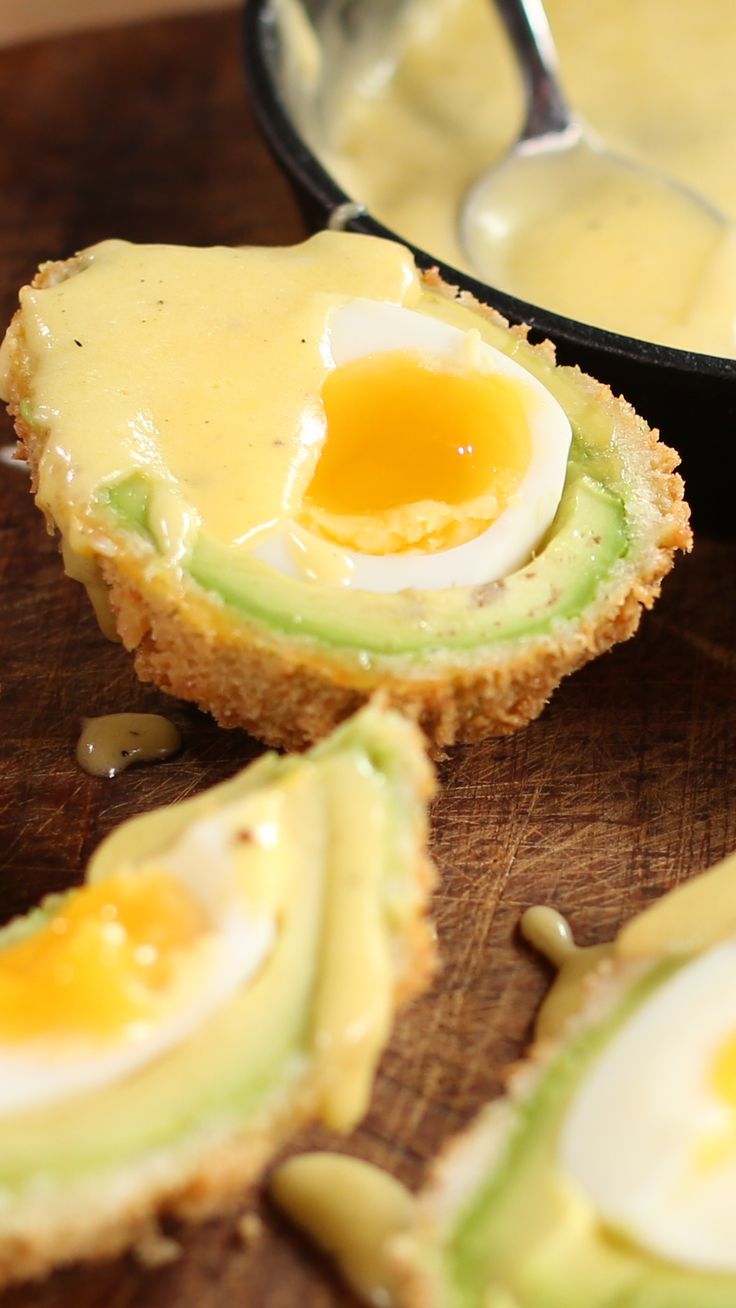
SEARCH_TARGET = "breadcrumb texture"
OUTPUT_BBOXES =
[0,708,437,1289]
[0,917,436,1291]
[392,955,649,1308]
[3,253,692,753]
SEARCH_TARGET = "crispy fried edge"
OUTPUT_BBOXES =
[2,253,692,753]
[390,956,651,1308]
[0,713,437,1289]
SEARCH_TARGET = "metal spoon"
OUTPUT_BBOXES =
[460,0,726,288]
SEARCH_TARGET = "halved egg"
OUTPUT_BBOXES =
[0,792,279,1115]
[561,940,736,1272]
[252,299,572,591]
[2,233,689,753]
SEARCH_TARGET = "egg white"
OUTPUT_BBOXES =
[560,941,736,1272]
[0,801,277,1116]
[251,299,572,592]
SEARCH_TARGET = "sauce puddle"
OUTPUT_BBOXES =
[76,713,182,778]
[271,1152,413,1306]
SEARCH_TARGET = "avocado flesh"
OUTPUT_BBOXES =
[434,959,736,1308]
[0,709,428,1196]
[103,464,627,660]
[97,278,635,663]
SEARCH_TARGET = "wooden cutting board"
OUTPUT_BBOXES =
[1,8,735,1305]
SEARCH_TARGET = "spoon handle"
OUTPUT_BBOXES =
[495,0,574,141]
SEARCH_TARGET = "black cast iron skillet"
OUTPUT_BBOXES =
[243,0,735,534]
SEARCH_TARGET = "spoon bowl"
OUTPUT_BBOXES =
[460,0,728,340]
[243,0,736,535]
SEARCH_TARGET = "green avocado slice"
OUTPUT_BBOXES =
[96,275,638,663]
[87,259,664,666]
[0,706,434,1283]
[433,960,732,1308]
[410,951,736,1308]
[271,858,736,1308]
[5,234,690,750]
[88,266,664,676]
[103,464,627,659]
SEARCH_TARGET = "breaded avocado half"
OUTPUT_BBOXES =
[0,705,435,1289]
[0,232,690,751]
[272,852,736,1308]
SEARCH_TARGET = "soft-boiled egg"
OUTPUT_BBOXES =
[560,941,736,1272]
[252,299,572,591]
[0,792,281,1115]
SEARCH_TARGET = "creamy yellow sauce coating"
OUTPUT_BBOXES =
[283,0,736,356]
[1,233,419,558]
[617,851,736,960]
[61,539,118,638]
[125,751,407,1128]
[0,724,418,1136]
[311,755,398,1131]
[519,867,736,1043]
[271,853,736,1297]
[93,736,422,1131]
[520,905,613,1041]
[3,231,560,583]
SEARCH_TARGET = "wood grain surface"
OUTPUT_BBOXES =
[0,0,238,50]
[1,8,735,1305]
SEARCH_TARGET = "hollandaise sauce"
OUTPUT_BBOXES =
[1,232,568,588]
[283,0,736,356]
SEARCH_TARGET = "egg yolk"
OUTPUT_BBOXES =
[305,350,531,532]
[696,1034,736,1170]
[0,870,207,1040]
[712,1034,736,1103]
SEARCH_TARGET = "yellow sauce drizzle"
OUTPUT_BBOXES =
[76,713,182,779]
[62,539,118,640]
[521,906,613,1040]
[311,755,395,1130]
[9,234,419,560]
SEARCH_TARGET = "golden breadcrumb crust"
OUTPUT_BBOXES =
[392,955,649,1308]
[2,254,691,753]
[0,805,436,1290]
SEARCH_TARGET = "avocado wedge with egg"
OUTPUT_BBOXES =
[273,852,736,1308]
[0,705,435,1289]
[0,232,690,750]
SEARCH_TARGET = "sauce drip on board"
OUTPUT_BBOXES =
[521,906,613,1040]
[76,713,182,778]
